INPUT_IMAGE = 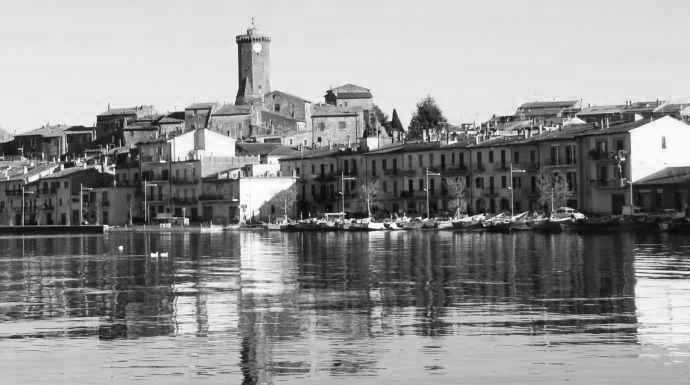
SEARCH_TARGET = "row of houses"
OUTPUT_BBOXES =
[279,116,690,218]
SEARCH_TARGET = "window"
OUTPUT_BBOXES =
[476,152,483,165]
[338,121,346,129]
[514,151,520,163]
[564,145,574,164]
[408,155,413,169]
[329,164,334,173]
[382,159,387,171]
[475,177,483,188]
[430,179,435,193]
[274,104,281,112]
[530,150,536,163]
[382,181,388,193]
[311,164,315,174]
[408,179,413,192]
[451,153,455,164]
[418,154,423,167]
[319,122,326,131]
[429,153,434,166]
[501,175,507,188]
[459,153,465,167]
[550,146,559,165]
[662,136,667,149]
[531,176,537,192]
[371,160,377,177]
[317,137,322,143]
[500,150,506,165]
[418,179,424,191]
[440,154,446,170]
[392,158,397,171]
[566,172,576,191]
[63,181,68,189]
[320,164,325,175]
[615,139,624,151]
[488,151,494,163]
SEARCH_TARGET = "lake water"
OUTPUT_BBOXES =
[0,230,689,384]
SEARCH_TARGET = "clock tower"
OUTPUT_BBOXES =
[235,19,271,105]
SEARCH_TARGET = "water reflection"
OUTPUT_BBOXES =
[0,230,688,383]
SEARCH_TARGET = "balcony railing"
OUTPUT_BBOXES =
[172,197,199,205]
[588,149,616,162]
[591,178,625,189]
[171,178,198,185]
[544,158,576,167]
[442,166,468,176]
[199,194,234,201]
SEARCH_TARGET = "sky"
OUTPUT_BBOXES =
[1,0,689,133]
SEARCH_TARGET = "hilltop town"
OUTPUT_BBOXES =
[1,23,689,226]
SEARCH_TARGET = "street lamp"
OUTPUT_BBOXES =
[79,184,93,226]
[21,185,35,226]
[338,170,356,219]
[143,180,158,224]
[508,163,526,218]
[425,168,441,219]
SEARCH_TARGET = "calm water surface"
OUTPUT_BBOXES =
[0,230,689,384]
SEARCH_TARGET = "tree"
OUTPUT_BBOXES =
[272,184,298,219]
[407,96,447,141]
[372,105,390,130]
[359,178,381,218]
[537,172,572,213]
[390,109,404,138]
[444,177,469,215]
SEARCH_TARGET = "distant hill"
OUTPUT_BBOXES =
[0,126,13,143]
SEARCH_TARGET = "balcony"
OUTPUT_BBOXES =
[588,149,616,162]
[398,169,416,177]
[171,178,198,185]
[544,158,576,168]
[172,197,199,205]
[591,178,626,189]
[484,188,500,197]
[314,173,337,182]
[199,194,235,201]
[442,166,468,176]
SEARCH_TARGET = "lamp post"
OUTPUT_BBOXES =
[143,180,158,224]
[508,163,526,218]
[79,184,94,226]
[338,170,356,219]
[21,185,35,226]
[425,168,441,219]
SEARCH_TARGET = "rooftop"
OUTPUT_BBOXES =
[98,105,154,117]
[517,100,579,110]
[213,104,251,116]
[266,90,311,103]
[186,102,218,110]
[16,125,68,138]
[636,167,690,185]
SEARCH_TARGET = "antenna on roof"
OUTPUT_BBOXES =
[251,16,255,28]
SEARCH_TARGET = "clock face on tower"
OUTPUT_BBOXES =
[252,43,262,53]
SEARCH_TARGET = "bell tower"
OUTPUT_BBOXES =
[235,18,271,105]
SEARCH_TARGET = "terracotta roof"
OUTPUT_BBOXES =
[213,104,251,116]
[42,166,100,180]
[266,90,311,103]
[332,83,370,93]
[311,104,360,117]
[576,105,624,116]
[98,106,153,117]
[518,100,579,110]
[186,102,218,110]
[636,167,690,185]
[365,142,442,155]
[16,125,67,138]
